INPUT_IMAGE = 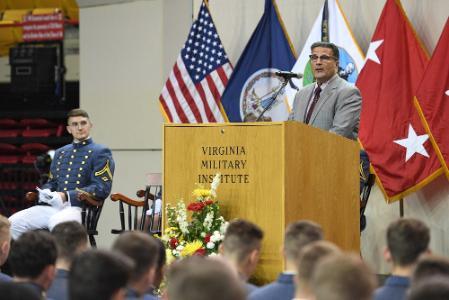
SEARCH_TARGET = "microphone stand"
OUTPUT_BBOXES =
[256,78,290,122]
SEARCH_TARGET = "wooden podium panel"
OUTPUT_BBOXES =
[163,122,359,282]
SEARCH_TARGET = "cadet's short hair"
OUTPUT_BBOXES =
[312,253,376,300]
[284,220,323,261]
[9,230,57,279]
[51,221,88,263]
[166,256,246,300]
[222,219,263,263]
[0,282,40,300]
[387,218,430,266]
[412,255,449,285]
[409,276,449,300]
[69,249,133,300]
[297,240,340,284]
[112,231,160,283]
[67,108,89,120]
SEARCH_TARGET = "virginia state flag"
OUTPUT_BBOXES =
[221,0,296,122]
[415,18,449,179]
[285,0,364,107]
[357,0,442,202]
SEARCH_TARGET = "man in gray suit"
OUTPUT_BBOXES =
[288,42,361,140]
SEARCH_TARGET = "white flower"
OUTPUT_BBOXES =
[206,241,215,249]
[176,201,189,235]
[176,245,184,251]
[220,221,229,234]
[203,211,214,231]
[210,173,221,197]
[211,231,223,242]
[201,232,206,237]
[209,252,218,256]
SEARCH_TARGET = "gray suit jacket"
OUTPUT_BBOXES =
[288,75,361,140]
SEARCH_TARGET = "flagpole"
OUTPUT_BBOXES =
[399,198,404,217]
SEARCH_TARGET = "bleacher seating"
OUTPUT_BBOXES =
[0,116,70,216]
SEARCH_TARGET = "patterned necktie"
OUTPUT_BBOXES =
[304,85,322,124]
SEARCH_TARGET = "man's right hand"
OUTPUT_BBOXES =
[37,188,65,209]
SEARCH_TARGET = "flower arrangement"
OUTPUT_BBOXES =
[162,174,228,261]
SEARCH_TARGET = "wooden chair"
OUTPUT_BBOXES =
[26,192,103,247]
[110,189,162,235]
[110,190,148,234]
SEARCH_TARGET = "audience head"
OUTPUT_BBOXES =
[69,249,133,300]
[0,215,11,265]
[112,231,160,295]
[166,256,246,300]
[408,276,449,300]
[0,281,41,300]
[412,255,449,285]
[312,253,376,300]
[221,219,264,278]
[284,220,323,263]
[154,237,167,289]
[386,218,430,268]
[295,240,341,298]
[51,221,88,267]
[9,230,57,290]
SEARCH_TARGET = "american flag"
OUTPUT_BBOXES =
[159,1,232,123]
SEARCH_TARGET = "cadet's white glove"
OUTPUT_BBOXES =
[37,187,65,209]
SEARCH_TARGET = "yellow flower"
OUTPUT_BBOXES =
[181,240,203,256]
[192,188,212,198]
[165,227,178,234]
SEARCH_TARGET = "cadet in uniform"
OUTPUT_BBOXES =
[9,109,114,239]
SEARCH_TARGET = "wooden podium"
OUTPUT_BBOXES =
[163,121,359,282]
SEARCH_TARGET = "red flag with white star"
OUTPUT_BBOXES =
[415,18,449,179]
[357,0,442,202]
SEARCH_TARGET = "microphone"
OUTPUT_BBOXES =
[275,70,303,79]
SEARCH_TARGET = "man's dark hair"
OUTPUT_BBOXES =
[51,221,88,263]
[167,256,246,300]
[67,108,89,120]
[9,230,57,278]
[112,231,160,283]
[387,218,430,266]
[412,255,449,285]
[311,41,339,60]
[69,249,133,300]
[222,219,264,263]
[0,282,41,300]
[154,237,167,288]
[409,276,449,300]
[284,220,323,261]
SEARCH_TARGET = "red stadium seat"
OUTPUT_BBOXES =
[19,118,57,128]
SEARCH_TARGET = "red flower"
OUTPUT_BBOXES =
[187,202,205,211]
[194,248,207,256]
[169,238,178,249]
[204,233,211,243]
[205,200,214,205]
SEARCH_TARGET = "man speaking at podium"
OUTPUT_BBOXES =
[288,42,361,140]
